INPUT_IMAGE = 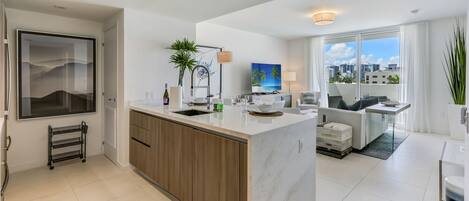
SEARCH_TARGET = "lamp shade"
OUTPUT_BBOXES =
[283,71,296,81]
[217,51,232,63]
[312,11,336,25]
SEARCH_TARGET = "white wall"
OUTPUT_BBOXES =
[196,22,288,98]
[5,8,104,172]
[287,38,309,103]
[117,9,196,166]
[429,16,466,135]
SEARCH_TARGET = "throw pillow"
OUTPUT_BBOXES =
[348,100,362,111]
[359,98,379,110]
[337,100,349,110]
[302,93,317,104]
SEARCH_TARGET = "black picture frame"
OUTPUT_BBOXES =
[17,30,97,119]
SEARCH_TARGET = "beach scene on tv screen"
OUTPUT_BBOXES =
[251,63,281,93]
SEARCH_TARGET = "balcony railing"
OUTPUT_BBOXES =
[329,83,400,104]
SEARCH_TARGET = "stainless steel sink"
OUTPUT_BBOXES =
[173,109,213,116]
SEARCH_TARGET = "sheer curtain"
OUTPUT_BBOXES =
[308,37,328,107]
[400,22,431,132]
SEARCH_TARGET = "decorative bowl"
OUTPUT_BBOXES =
[382,101,399,107]
[248,100,285,113]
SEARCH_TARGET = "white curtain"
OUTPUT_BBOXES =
[308,37,328,107]
[400,22,431,132]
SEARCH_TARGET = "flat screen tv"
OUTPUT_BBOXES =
[17,30,96,119]
[251,63,281,93]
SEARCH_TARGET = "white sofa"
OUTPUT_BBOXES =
[318,107,388,150]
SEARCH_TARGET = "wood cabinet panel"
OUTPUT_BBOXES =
[130,110,152,130]
[239,143,248,201]
[179,127,193,201]
[129,111,158,179]
[156,120,193,201]
[130,125,152,146]
[130,110,247,201]
[155,120,169,189]
[193,129,241,201]
[129,137,153,177]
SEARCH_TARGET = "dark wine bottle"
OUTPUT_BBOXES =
[163,83,169,105]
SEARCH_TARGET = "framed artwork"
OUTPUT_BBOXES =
[190,45,222,98]
[17,30,96,119]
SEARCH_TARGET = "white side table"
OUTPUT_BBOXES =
[365,103,411,151]
[439,141,465,200]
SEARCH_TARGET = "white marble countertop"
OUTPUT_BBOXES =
[130,102,316,140]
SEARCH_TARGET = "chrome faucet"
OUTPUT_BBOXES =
[191,65,211,109]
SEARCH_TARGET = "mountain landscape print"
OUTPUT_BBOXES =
[18,31,96,119]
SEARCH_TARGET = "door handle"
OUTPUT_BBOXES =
[461,107,469,134]
[460,107,467,124]
[5,136,10,151]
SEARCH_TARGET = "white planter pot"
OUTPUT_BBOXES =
[447,104,466,140]
[169,86,183,109]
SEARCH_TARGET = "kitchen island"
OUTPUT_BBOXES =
[129,103,317,201]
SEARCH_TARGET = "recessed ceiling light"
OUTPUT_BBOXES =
[410,9,420,14]
[312,11,336,26]
[53,5,67,10]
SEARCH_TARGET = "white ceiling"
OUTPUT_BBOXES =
[206,0,468,39]
[5,0,121,21]
[5,0,272,22]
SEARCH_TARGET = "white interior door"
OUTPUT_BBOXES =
[465,7,469,200]
[103,25,118,164]
[465,8,469,200]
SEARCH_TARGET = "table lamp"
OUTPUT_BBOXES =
[283,71,296,94]
[216,50,232,98]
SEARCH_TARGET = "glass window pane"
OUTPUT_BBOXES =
[359,33,400,102]
[324,37,357,107]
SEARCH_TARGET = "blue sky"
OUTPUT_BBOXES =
[324,37,400,67]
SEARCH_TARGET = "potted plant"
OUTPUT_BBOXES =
[168,38,198,86]
[444,21,466,140]
[167,38,198,108]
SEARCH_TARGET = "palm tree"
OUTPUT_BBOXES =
[251,69,266,86]
[271,66,280,80]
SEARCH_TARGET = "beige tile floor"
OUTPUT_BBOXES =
[5,156,171,201]
[319,132,448,201]
[5,132,449,201]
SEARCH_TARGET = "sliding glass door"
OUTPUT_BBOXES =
[324,36,358,107]
[324,30,400,108]
[360,32,400,101]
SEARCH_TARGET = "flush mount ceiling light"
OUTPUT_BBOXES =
[312,11,336,25]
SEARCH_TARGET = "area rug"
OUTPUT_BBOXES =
[353,131,408,160]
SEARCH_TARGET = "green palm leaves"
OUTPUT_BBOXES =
[168,38,198,86]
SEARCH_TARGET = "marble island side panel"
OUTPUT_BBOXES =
[249,118,316,201]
